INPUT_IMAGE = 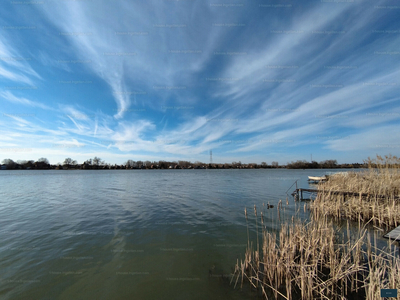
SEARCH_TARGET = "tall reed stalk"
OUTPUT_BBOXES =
[232,212,400,299]
[232,155,400,299]
[311,154,400,228]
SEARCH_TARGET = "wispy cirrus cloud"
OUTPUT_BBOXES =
[1,91,53,110]
[325,125,400,152]
[0,35,41,84]
[0,0,398,164]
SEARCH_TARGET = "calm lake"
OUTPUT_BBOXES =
[0,169,378,300]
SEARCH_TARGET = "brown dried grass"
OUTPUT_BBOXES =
[312,154,400,228]
[233,155,400,299]
[232,209,400,299]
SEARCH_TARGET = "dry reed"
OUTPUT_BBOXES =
[311,154,400,228]
[233,155,400,299]
[232,209,400,299]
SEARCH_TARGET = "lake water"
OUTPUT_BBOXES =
[0,169,375,299]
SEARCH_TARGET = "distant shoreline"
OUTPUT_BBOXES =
[0,157,379,170]
[0,165,367,171]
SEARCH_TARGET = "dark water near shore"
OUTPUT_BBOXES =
[0,168,380,300]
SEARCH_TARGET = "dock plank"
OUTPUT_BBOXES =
[384,226,400,241]
[293,188,400,200]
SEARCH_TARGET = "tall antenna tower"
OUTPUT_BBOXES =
[210,150,213,164]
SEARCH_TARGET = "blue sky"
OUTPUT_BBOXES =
[1,0,399,165]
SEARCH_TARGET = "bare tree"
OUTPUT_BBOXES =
[158,160,168,169]
[125,160,135,168]
[2,159,15,168]
[37,157,49,164]
[320,160,338,168]
[63,158,73,166]
[178,160,190,168]
[92,157,103,166]
[144,160,152,168]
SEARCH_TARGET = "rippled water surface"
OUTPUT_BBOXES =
[0,169,357,299]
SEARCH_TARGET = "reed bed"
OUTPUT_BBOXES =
[233,155,400,299]
[232,207,400,299]
[311,155,400,228]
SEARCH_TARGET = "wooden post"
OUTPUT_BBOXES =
[300,189,303,201]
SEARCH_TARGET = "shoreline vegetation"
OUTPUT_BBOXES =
[1,157,369,170]
[233,155,400,300]
[312,155,400,228]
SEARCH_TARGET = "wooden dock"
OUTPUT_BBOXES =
[292,188,400,201]
[383,226,400,255]
[384,226,400,241]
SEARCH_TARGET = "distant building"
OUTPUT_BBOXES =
[0,165,7,170]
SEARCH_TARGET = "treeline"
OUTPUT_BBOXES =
[1,157,112,170]
[1,157,368,170]
[1,158,282,170]
[1,158,52,170]
[123,160,282,169]
[285,159,366,169]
